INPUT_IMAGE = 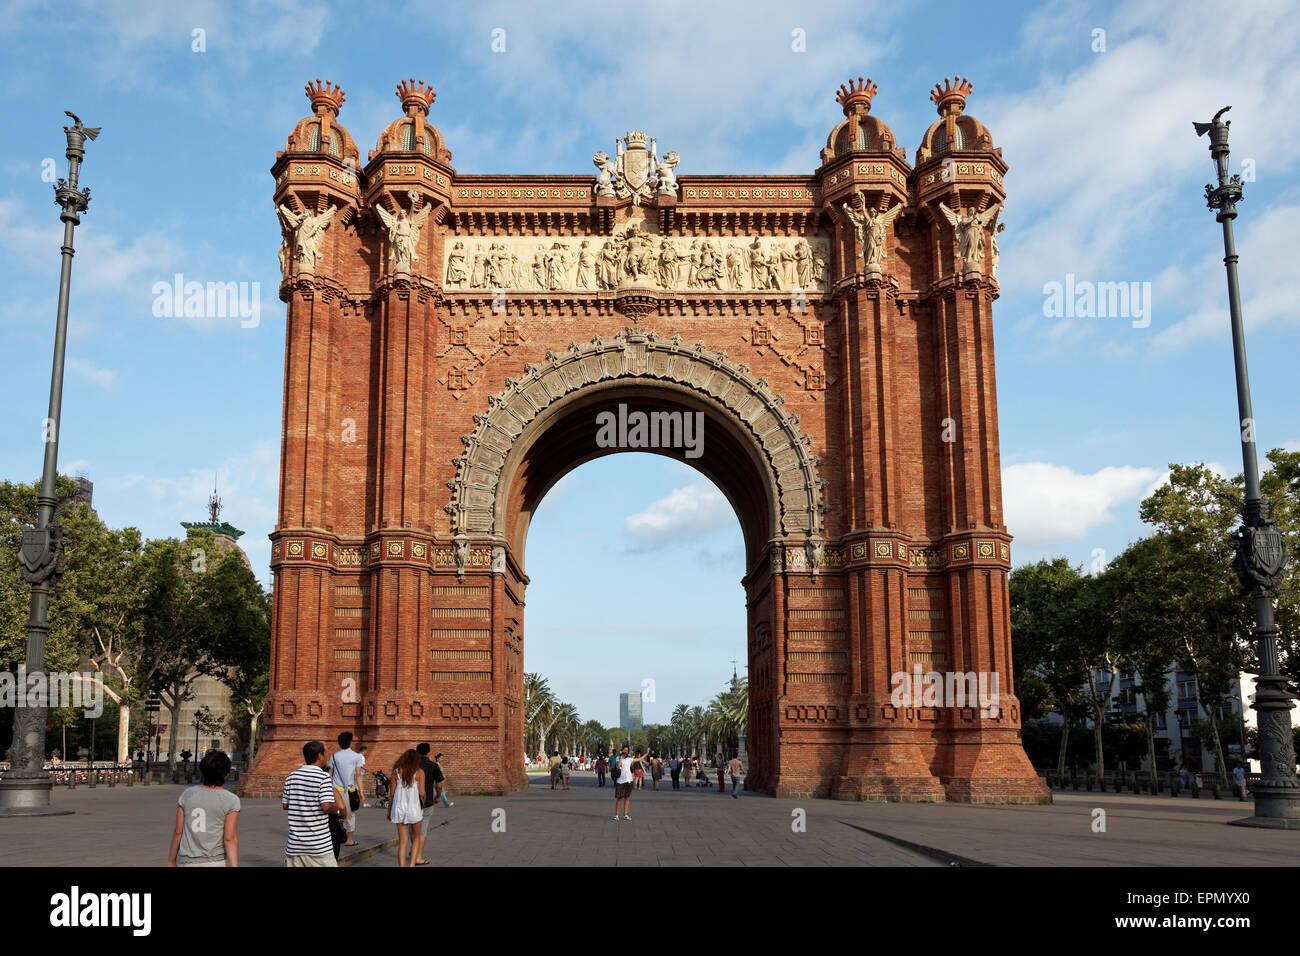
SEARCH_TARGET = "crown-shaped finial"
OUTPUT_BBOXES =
[624,130,649,149]
[930,77,973,115]
[305,78,345,115]
[836,77,878,116]
[396,78,436,114]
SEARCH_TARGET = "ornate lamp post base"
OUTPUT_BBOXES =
[0,776,73,816]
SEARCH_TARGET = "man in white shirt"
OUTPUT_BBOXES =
[612,744,644,821]
[330,732,365,846]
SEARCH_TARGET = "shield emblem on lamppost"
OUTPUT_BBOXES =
[1251,525,1285,579]
[17,526,53,576]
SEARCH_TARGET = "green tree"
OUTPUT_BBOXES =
[1109,536,1181,788]
[1141,463,1255,785]
[1010,559,1091,774]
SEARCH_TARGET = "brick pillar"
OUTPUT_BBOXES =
[933,277,1046,803]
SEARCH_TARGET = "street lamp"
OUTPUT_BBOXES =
[1195,107,1300,828]
[0,112,98,817]
[193,710,202,778]
[143,696,160,777]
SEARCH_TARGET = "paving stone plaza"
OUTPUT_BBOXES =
[2,771,1293,868]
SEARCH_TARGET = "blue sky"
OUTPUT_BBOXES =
[2,0,1297,727]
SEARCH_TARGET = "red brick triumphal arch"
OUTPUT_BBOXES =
[242,75,1049,803]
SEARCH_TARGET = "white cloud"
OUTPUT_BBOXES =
[988,0,1300,329]
[66,358,116,389]
[1149,200,1300,354]
[1003,461,1160,546]
[624,479,735,544]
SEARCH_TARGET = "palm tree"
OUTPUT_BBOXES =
[670,704,688,754]
[523,673,555,759]
[688,705,706,758]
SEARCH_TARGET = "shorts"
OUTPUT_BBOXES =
[285,852,338,867]
[615,782,633,799]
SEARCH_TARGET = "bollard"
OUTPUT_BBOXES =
[68,773,76,790]
[88,769,96,789]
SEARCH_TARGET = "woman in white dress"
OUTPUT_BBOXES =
[387,749,426,867]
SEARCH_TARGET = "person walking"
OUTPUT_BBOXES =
[595,752,608,787]
[549,751,562,789]
[650,753,663,791]
[387,749,426,867]
[727,754,744,798]
[682,755,692,788]
[669,754,680,790]
[632,751,645,790]
[716,752,726,793]
[613,744,643,821]
[414,743,439,865]
[330,731,365,847]
[432,752,453,808]
[560,755,572,790]
[1232,762,1248,799]
[168,750,239,867]
[282,740,346,867]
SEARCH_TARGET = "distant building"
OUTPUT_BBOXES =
[1045,666,1254,774]
[619,691,642,731]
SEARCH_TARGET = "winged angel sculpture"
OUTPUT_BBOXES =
[277,203,337,276]
[376,197,433,273]
[840,189,903,272]
[937,202,1001,276]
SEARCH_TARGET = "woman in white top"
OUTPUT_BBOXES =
[387,749,426,867]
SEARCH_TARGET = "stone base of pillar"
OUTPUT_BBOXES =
[938,728,1052,804]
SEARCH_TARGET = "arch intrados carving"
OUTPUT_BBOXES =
[445,328,827,552]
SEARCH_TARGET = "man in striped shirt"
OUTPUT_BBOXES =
[282,740,347,867]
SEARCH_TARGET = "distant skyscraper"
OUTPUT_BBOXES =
[619,691,643,731]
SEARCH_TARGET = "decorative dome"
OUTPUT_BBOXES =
[283,79,361,163]
[371,78,452,163]
[917,77,994,164]
[820,77,899,164]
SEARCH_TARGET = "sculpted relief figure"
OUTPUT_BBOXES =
[658,239,679,289]
[726,242,747,289]
[277,203,337,274]
[445,241,468,287]
[546,242,571,290]
[938,201,1001,275]
[597,235,622,289]
[991,221,1005,277]
[794,239,812,287]
[697,241,724,290]
[443,234,829,294]
[376,201,432,273]
[575,240,595,289]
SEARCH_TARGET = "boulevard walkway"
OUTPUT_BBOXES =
[1,772,1294,867]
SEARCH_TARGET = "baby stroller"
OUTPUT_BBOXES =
[371,769,390,808]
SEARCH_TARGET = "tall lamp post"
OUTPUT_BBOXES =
[0,113,98,817]
[1195,107,1300,828]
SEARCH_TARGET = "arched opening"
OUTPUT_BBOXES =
[522,452,749,786]
[493,378,785,792]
